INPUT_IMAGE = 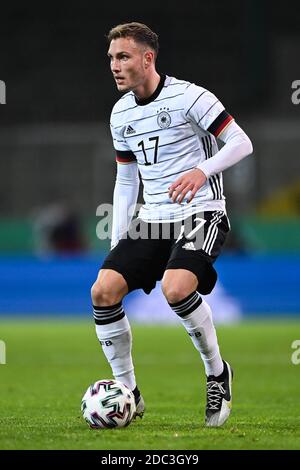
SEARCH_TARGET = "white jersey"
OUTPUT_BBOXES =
[110,75,234,222]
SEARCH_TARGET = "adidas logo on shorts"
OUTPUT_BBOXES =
[182,241,196,251]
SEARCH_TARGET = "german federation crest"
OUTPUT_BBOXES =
[157,110,171,128]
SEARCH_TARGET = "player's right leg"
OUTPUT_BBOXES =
[92,223,171,419]
[91,268,144,417]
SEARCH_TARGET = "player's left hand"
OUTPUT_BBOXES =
[168,168,207,204]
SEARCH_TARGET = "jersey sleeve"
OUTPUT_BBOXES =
[184,83,234,138]
[110,121,137,164]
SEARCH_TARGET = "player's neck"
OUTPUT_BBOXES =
[134,71,161,101]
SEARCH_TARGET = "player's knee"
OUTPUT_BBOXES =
[161,280,194,305]
[91,281,120,306]
[91,271,127,306]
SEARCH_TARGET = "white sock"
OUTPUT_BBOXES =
[94,313,136,390]
[170,292,223,376]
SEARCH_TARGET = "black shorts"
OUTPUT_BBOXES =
[102,210,230,295]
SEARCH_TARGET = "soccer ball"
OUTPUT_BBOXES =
[81,379,136,429]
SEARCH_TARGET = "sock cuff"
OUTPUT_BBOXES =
[93,302,125,325]
[168,291,202,317]
[93,301,122,311]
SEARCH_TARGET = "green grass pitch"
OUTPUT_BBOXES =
[0,319,299,450]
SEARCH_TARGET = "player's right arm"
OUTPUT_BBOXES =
[110,119,139,249]
[111,161,139,249]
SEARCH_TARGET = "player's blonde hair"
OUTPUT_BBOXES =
[107,22,159,59]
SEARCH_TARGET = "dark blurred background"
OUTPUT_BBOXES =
[0,0,299,318]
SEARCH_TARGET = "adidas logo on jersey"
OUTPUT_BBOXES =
[125,125,136,135]
[182,241,196,251]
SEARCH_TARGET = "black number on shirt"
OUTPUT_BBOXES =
[137,136,159,165]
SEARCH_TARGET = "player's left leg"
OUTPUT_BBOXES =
[162,268,232,427]
[162,269,224,377]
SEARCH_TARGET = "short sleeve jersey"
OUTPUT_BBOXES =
[110,75,234,222]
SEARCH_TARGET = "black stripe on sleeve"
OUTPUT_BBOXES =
[207,110,232,135]
[116,150,136,163]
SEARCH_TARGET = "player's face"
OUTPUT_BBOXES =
[108,38,147,93]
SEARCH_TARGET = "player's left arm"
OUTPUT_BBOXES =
[169,120,253,203]
[169,87,253,203]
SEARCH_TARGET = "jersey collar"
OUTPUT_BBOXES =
[134,74,166,106]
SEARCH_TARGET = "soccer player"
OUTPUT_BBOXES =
[91,22,253,427]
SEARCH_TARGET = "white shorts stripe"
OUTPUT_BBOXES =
[206,214,223,255]
[202,211,223,254]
